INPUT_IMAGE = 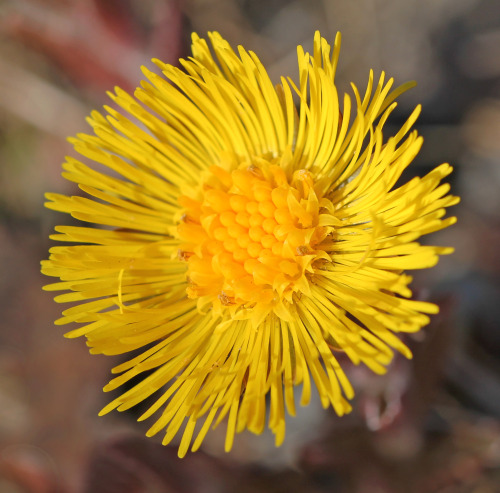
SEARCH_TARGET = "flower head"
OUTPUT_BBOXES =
[42,31,459,457]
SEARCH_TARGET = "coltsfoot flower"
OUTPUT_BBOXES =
[42,31,459,457]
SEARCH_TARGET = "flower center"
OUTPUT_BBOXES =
[177,160,337,320]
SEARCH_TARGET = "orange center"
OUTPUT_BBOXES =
[177,161,336,317]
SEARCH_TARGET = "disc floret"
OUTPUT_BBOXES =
[178,160,337,322]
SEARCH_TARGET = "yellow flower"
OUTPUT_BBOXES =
[42,31,459,457]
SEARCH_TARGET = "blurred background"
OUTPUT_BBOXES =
[1,0,499,492]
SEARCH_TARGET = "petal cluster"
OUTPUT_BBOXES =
[42,31,458,457]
